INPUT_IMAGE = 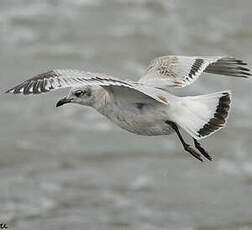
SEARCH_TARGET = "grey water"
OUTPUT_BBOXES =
[0,0,252,229]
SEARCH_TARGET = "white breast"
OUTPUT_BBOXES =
[95,97,174,136]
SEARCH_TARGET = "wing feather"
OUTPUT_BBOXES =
[5,69,169,105]
[139,56,251,89]
[5,70,131,94]
[204,57,251,78]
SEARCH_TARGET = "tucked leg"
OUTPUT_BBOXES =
[166,121,203,162]
[193,139,212,161]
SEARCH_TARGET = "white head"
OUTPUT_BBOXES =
[56,86,97,107]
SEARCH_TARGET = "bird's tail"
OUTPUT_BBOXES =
[170,91,231,140]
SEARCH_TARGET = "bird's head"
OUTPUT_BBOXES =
[56,86,96,107]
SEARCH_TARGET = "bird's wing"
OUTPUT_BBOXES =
[5,69,169,104]
[139,56,251,89]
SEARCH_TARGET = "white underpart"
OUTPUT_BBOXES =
[91,88,230,138]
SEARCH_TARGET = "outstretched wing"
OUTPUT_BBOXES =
[5,69,169,104]
[139,56,251,89]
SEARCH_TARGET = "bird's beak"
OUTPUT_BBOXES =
[56,97,72,107]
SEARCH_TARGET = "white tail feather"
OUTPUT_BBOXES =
[170,91,231,140]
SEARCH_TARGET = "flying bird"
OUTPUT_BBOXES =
[5,56,252,161]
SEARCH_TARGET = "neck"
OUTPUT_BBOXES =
[91,87,110,112]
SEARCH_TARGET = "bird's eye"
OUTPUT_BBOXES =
[74,90,85,97]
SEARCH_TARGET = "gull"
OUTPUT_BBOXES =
[5,56,252,161]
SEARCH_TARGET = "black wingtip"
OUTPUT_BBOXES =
[5,88,14,94]
[243,72,252,78]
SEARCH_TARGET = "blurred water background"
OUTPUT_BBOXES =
[0,0,252,229]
